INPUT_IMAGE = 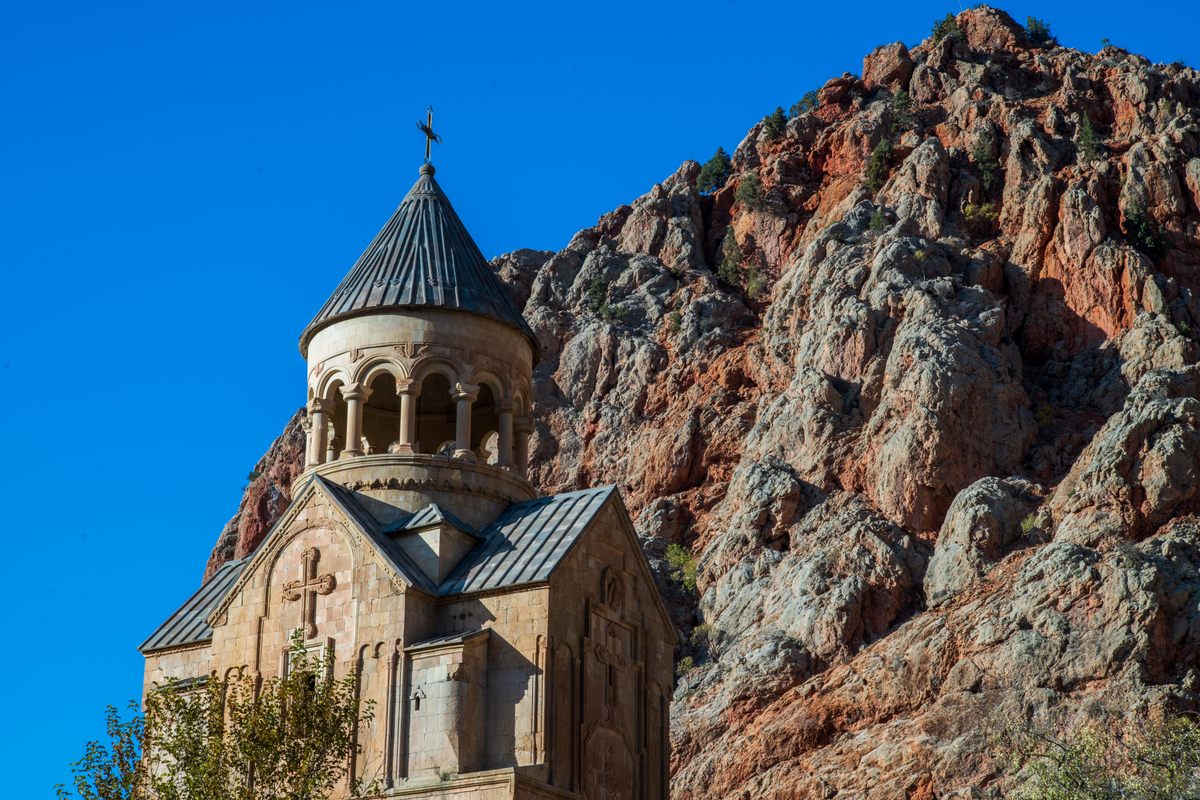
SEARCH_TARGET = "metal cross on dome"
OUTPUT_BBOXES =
[416,106,442,163]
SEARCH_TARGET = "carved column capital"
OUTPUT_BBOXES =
[340,382,372,403]
[451,382,479,403]
[395,378,420,396]
[307,397,335,416]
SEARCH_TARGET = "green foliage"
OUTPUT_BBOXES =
[55,703,144,800]
[719,231,744,285]
[891,90,914,134]
[745,264,766,299]
[1026,16,1057,47]
[869,207,889,233]
[696,146,732,195]
[586,274,606,312]
[665,543,699,593]
[1020,513,1039,537]
[675,655,695,677]
[931,14,961,44]
[1034,402,1055,428]
[1077,115,1101,163]
[58,632,376,800]
[762,106,788,141]
[246,468,262,483]
[1124,206,1166,259]
[971,133,1001,194]
[1007,715,1200,799]
[668,310,682,333]
[690,623,721,658]
[735,171,767,211]
[1100,37,1112,49]
[866,138,894,194]
[964,202,999,237]
[790,90,819,118]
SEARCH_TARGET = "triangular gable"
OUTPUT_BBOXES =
[381,502,479,539]
[203,475,438,629]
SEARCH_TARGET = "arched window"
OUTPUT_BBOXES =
[362,372,400,455]
[470,383,500,460]
[415,373,455,455]
[323,379,348,461]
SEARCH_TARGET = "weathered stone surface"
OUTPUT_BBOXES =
[204,6,1200,794]
[862,42,913,92]
[924,477,1043,606]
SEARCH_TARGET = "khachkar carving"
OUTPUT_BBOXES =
[282,547,336,638]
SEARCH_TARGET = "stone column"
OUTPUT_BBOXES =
[514,415,533,478]
[495,400,515,468]
[452,382,479,462]
[339,382,371,459]
[392,379,418,454]
[306,398,333,466]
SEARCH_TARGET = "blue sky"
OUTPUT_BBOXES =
[2,0,1197,792]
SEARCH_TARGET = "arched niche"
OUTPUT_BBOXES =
[362,372,400,455]
[415,373,455,455]
[470,383,500,458]
[322,378,348,461]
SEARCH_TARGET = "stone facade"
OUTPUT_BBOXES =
[141,161,676,799]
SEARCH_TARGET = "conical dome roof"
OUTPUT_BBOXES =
[300,164,538,357]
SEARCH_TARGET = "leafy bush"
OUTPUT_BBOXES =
[964,202,999,236]
[891,90,914,134]
[1020,513,1039,536]
[745,264,766,299]
[586,274,607,312]
[735,171,767,211]
[790,90,819,118]
[665,543,699,592]
[762,106,788,141]
[696,146,732,194]
[931,14,960,43]
[866,138,894,193]
[869,207,889,232]
[719,231,744,285]
[1077,115,1101,162]
[1026,16,1057,47]
[1124,206,1166,259]
[668,310,682,333]
[675,655,695,677]
[971,133,1001,194]
[1007,715,1200,799]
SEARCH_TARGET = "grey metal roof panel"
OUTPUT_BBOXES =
[404,628,490,652]
[438,485,614,596]
[300,164,538,357]
[139,558,248,653]
[382,502,478,538]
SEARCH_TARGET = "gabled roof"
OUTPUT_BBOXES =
[142,483,621,656]
[299,164,538,357]
[438,486,615,596]
[139,557,248,654]
[313,476,439,595]
[382,502,479,539]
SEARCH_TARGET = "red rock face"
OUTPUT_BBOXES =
[206,6,1200,794]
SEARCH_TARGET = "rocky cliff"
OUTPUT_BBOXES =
[209,7,1200,795]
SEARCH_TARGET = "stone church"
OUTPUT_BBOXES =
[140,160,677,799]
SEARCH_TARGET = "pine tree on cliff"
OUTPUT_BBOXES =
[762,106,788,141]
[697,147,732,194]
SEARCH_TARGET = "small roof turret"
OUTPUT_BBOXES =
[300,164,537,357]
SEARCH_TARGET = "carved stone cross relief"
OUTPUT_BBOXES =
[282,547,336,639]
